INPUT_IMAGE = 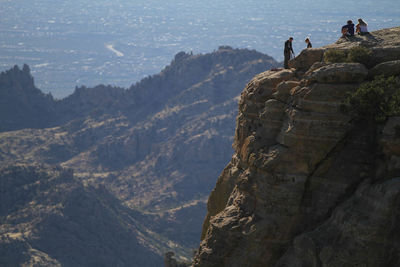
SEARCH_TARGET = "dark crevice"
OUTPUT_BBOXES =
[296,121,378,244]
[299,130,351,208]
[273,121,379,265]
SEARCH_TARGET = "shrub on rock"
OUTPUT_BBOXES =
[324,46,373,67]
[345,75,400,122]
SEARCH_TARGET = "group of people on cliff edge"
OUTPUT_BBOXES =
[341,18,369,37]
[283,18,369,69]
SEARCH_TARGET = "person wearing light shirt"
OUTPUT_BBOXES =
[356,18,369,35]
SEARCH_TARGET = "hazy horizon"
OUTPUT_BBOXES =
[1,0,399,98]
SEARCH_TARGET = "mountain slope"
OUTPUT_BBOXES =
[0,47,280,262]
[0,164,163,266]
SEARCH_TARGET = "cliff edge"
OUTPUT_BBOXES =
[194,27,400,266]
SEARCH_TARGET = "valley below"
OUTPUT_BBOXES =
[0,47,279,266]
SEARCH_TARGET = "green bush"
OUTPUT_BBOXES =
[324,46,372,66]
[324,49,347,63]
[347,46,372,66]
[345,75,400,122]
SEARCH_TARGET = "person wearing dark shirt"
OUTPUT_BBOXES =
[284,37,294,69]
[305,38,312,48]
[341,20,355,37]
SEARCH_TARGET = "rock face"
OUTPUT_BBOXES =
[194,27,400,266]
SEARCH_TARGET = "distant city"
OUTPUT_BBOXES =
[1,0,399,97]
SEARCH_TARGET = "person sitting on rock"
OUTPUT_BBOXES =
[305,38,312,48]
[356,18,369,35]
[341,20,355,37]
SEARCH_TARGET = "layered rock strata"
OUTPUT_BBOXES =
[194,27,400,266]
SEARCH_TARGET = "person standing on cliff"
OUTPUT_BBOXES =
[284,37,294,69]
[305,38,312,48]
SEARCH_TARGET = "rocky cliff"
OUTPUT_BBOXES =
[194,27,400,266]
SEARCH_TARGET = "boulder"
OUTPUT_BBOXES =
[369,60,400,77]
[272,81,300,102]
[308,63,368,84]
[370,47,400,66]
[304,62,328,76]
[240,69,297,104]
[288,48,325,71]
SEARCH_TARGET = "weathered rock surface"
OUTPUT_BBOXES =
[288,48,324,71]
[194,27,400,267]
[307,63,368,84]
[369,60,400,77]
[276,178,400,267]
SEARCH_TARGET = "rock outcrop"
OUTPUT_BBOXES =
[0,65,56,131]
[194,27,400,266]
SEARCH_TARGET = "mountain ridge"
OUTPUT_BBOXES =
[0,46,280,265]
[0,47,278,133]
